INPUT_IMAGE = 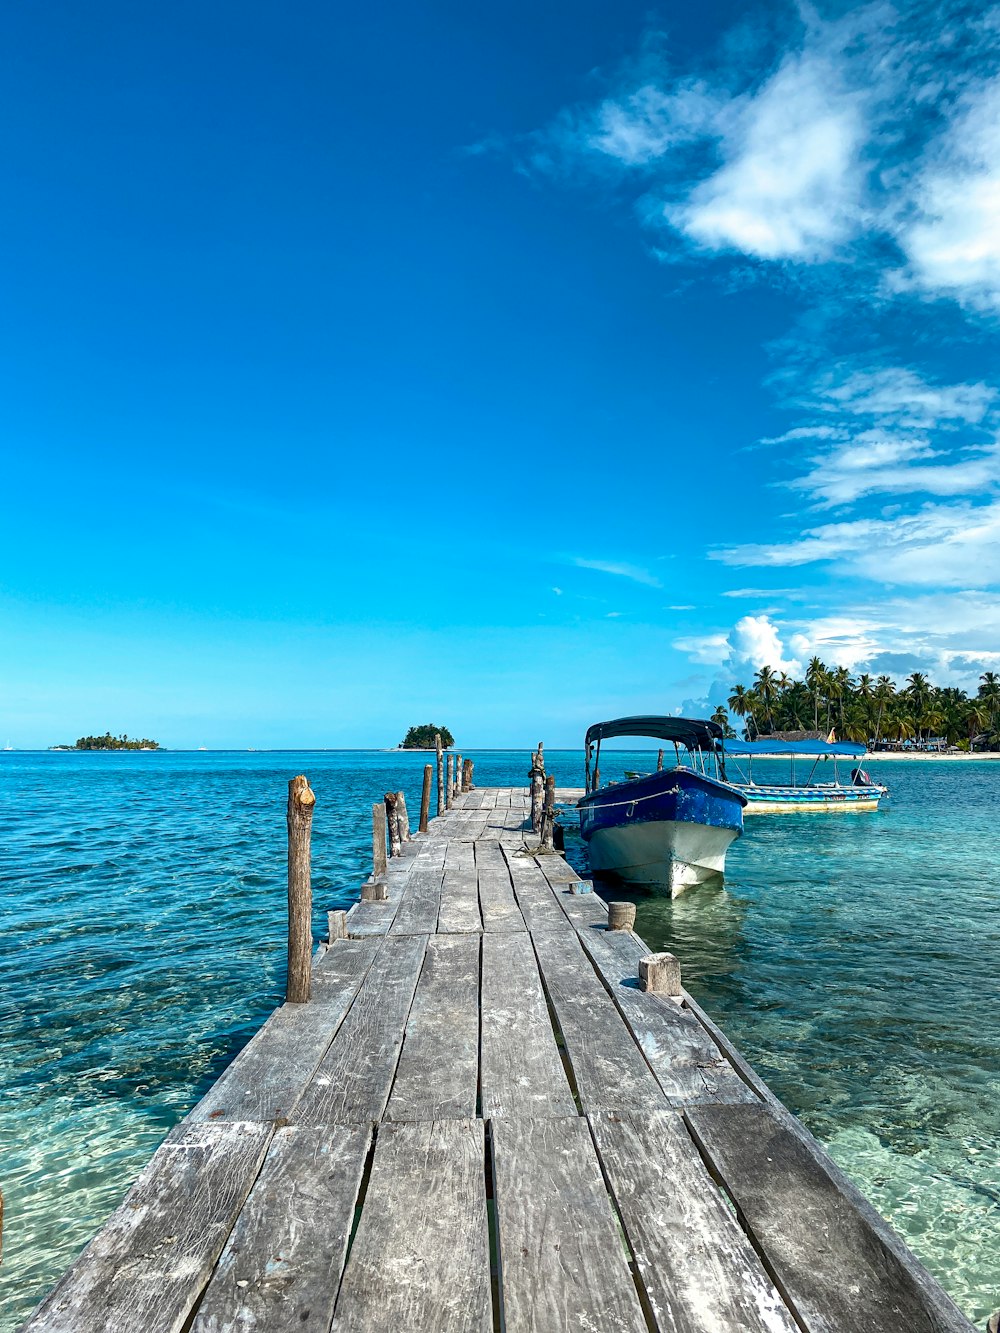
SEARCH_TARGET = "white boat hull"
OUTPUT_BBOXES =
[585,819,740,897]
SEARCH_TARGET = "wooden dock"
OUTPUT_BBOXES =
[19,781,977,1332]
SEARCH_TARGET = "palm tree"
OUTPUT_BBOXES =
[753,665,778,733]
[805,656,826,731]
[728,684,760,738]
[979,671,1000,737]
[873,675,895,747]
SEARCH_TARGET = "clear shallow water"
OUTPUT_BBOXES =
[1,750,998,1328]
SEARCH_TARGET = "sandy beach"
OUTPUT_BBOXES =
[862,751,1000,762]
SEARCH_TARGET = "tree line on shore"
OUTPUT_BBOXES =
[710,661,1000,749]
[74,732,160,750]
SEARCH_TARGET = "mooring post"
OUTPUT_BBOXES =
[419,763,432,832]
[454,754,463,799]
[446,753,454,809]
[372,800,388,877]
[462,757,474,792]
[539,773,556,851]
[537,741,544,773]
[639,951,682,996]
[608,901,636,931]
[529,748,545,834]
[656,748,664,771]
[286,774,315,1004]
[435,732,444,815]
[385,791,402,857]
[328,908,347,941]
[396,789,410,842]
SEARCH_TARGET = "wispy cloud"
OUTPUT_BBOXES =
[571,557,662,587]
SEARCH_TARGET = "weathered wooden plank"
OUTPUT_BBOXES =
[390,842,446,936]
[502,848,567,930]
[531,927,669,1113]
[477,867,525,932]
[296,934,427,1125]
[347,895,400,937]
[573,925,756,1106]
[588,1110,798,1333]
[532,851,582,883]
[21,1122,273,1333]
[686,1103,976,1333]
[189,939,380,1123]
[491,1116,647,1333]
[190,1123,371,1333]
[333,1119,491,1332]
[480,933,576,1118]
[385,935,480,1121]
[438,843,482,933]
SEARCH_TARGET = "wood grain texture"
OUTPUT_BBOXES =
[574,926,756,1106]
[190,1123,371,1333]
[588,1110,798,1333]
[502,849,567,931]
[491,1116,647,1333]
[477,866,525,933]
[21,1122,273,1333]
[385,935,480,1121]
[296,934,427,1125]
[531,927,669,1114]
[333,1119,491,1332]
[686,1102,976,1333]
[438,841,482,934]
[480,933,576,1118]
[390,840,446,936]
[190,940,380,1124]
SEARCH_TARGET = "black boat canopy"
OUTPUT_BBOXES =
[584,715,723,752]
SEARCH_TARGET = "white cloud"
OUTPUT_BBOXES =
[675,613,801,675]
[571,557,662,587]
[789,435,1000,506]
[583,82,719,166]
[716,498,1000,587]
[895,77,1000,310]
[667,51,868,260]
[807,366,996,429]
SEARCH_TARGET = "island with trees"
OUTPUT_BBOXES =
[716,661,1000,750]
[400,724,454,749]
[53,733,162,751]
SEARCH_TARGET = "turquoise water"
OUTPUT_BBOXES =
[1,751,998,1327]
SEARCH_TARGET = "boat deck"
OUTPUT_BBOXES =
[20,786,974,1332]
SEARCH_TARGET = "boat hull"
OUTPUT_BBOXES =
[577,768,745,897]
[740,784,885,814]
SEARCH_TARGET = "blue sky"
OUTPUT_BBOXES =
[3,0,1000,747]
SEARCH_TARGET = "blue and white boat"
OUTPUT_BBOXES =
[577,716,746,895]
[721,738,888,813]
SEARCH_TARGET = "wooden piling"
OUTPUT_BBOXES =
[372,801,388,878]
[396,790,410,842]
[454,755,463,799]
[385,792,402,858]
[529,752,545,834]
[446,754,454,809]
[435,732,444,816]
[328,908,347,941]
[286,774,315,1005]
[656,748,664,771]
[539,773,556,851]
[419,763,432,832]
[361,879,388,902]
[607,901,636,932]
[462,757,474,792]
[639,951,682,996]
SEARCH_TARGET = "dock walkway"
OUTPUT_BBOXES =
[21,786,976,1332]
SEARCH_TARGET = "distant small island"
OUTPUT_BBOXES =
[400,724,454,749]
[54,732,161,751]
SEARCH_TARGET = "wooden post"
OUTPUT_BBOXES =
[608,901,636,931]
[537,742,544,773]
[385,792,402,857]
[539,773,556,851]
[529,752,545,834]
[328,908,347,941]
[361,879,388,902]
[639,951,682,996]
[454,754,463,799]
[372,801,388,877]
[446,754,454,809]
[419,763,432,832]
[396,790,410,842]
[656,748,664,771]
[286,774,315,1005]
[462,757,474,792]
[435,733,444,815]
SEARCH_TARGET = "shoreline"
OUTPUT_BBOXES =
[859,751,1000,762]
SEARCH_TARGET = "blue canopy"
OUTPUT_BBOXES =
[722,739,866,758]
